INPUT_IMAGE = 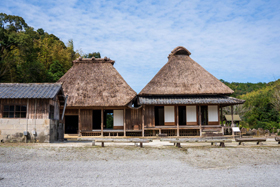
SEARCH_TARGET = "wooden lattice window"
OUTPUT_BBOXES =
[3,105,27,118]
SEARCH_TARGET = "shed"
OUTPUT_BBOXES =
[0,83,65,142]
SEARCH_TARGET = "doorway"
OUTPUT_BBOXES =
[104,110,113,129]
[92,110,101,129]
[201,106,208,125]
[155,106,164,126]
[178,106,186,125]
[65,115,79,134]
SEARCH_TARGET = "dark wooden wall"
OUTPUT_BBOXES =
[125,108,142,130]
[80,109,92,131]
[144,105,155,127]
[0,98,60,119]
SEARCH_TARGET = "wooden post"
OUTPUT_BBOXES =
[231,105,234,136]
[101,109,104,137]
[78,109,81,136]
[123,109,126,137]
[176,106,179,137]
[199,106,202,136]
[142,105,145,137]
[220,106,223,125]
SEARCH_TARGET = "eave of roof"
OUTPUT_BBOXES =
[0,83,63,99]
[138,95,245,105]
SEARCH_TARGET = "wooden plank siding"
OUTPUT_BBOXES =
[125,108,142,130]
[0,99,55,119]
[144,105,154,127]
[80,109,93,131]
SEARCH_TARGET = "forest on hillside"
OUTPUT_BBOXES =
[222,79,280,132]
[1,13,280,132]
[0,13,100,83]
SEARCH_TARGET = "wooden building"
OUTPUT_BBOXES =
[58,57,142,136]
[137,46,245,137]
[0,83,65,142]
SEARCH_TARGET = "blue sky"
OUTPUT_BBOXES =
[2,0,280,93]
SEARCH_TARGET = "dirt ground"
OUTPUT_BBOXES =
[0,140,280,186]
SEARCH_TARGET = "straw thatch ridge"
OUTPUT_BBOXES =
[139,47,234,95]
[58,57,136,107]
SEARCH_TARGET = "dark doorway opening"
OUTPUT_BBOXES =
[92,110,101,129]
[155,106,164,126]
[201,106,208,125]
[65,115,78,134]
[104,110,113,129]
[178,106,186,125]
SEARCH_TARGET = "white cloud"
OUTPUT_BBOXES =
[1,0,280,92]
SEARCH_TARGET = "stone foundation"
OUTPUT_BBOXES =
[0,119,62,143]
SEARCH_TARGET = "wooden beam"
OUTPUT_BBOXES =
[101,109,104,137]
[123,109,126,137]
[199,105,202,137]
[78,109,81,136]
[220,106,223,125]
[231,105,234,136]
[176,106,179,137]
[142,105,145,137]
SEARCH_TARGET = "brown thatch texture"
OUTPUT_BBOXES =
[57,58,136,106]
[139,47,234,95]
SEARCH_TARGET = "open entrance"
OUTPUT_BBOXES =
[104,110,113,129]
[178,106,186,125]
[201,106,208,125]
[155,106,164,126]
[92,110,101,129]
[65,115,78,134]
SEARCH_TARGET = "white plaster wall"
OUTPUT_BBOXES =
[208,105,218,122]
[164,106,175,122]
[187,106,197,122]
[113,110,123,126]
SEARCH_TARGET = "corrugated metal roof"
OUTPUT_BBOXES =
[138,96,245,105]
[0,83,63,99]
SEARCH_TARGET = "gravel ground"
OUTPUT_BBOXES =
[0,141,280,187]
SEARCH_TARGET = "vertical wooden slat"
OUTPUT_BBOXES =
[142,105,145,137]
[220,106,223,125]
[101,109,104,136]
[199,105,202,136]
[123,109,126,136]
[78,109,81,136]
[176,106,179,136]
[231,105,234,136]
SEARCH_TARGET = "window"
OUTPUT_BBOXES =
[3,105,26,118]
[49,105,54,119]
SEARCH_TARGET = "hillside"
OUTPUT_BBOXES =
[223,79,280,131]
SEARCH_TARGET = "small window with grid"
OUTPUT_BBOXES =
[3,105,27,118]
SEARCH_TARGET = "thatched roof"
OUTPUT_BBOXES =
[139,46,234,95]
[57,57,136,107]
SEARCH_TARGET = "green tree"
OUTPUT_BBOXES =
[48,60,64,82]
[83,52,101,58]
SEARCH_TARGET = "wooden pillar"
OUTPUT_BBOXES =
[78,109,81,136]
[231,105,234,136]
[176,106,179,137]
[220,106,223,125]
[123,109,126,137]
[142,105,145,137]
[199,105,202,137]
[101,109,104,137]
